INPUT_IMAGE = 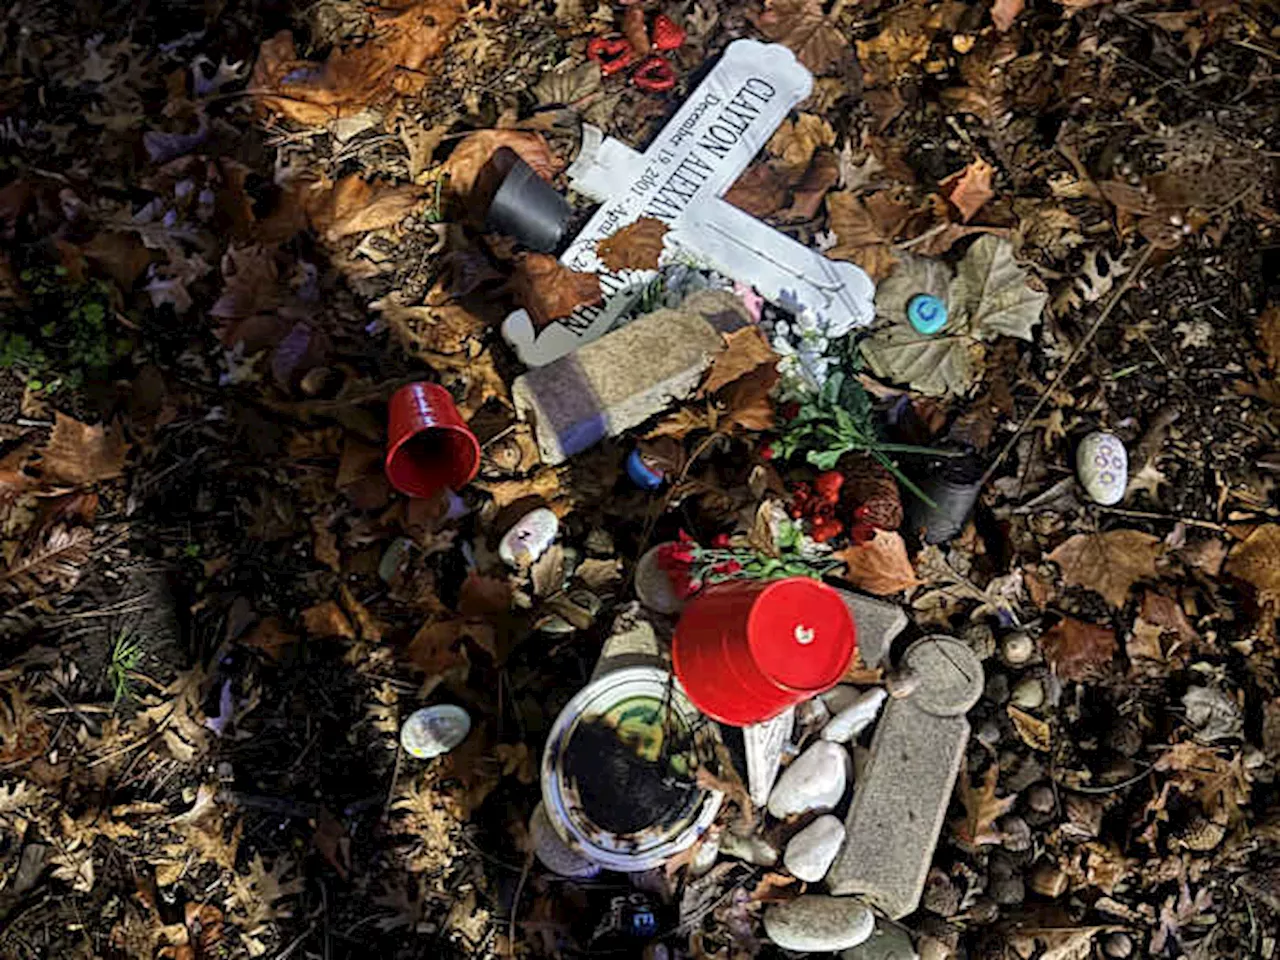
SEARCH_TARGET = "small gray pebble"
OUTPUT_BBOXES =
[1102,932,1133,958]
[998,815,1031,853]
[1001,632,1035,666]
[990,875,1025,905]
[1025,783,1056,814]
[961,622,996,660]
[976,719,1002,748]
[968,898,999,923]
[1011,677,1045,710]
[984,673,1010,704]
[921,870,960,917]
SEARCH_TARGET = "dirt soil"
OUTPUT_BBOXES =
[0,0,1279,959]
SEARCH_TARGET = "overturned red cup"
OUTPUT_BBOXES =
[385,383,480,499]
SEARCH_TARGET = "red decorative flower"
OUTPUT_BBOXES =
[814,471,844,504]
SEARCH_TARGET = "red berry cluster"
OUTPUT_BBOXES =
[790,471,883,545]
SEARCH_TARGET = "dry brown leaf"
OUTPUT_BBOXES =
[40,413,129,485]
[724,163,790,218]
[250,3,463,126]
[1041,618,1118,682]
[596,218,669,272]
[766,113,835,174]
[239,616,298,661]
[647,405,712,441]
[511,253,603,330]
[443,130,557,200]
[0,524,92,598]
[1008,704,1051,752]
[855,23,932,88]
[953,765,1015,848]
[1256,305,1280,371]
[1046,530,1163,608]
[749,0,849,75]
[780,149,840,221]
[406,618,488,680]
[476,469,563,509]
[376,291,488,357]
[307,176,427,242]
[827,190,911,281]
[835,530,920,595]
[940,157,995,223]
[721,365,778,433]
[622,5,650,55]
[458,572,512,617]
[1139,591,1198,647]
[1225,523,1280,605]
[301,601,355,639]
[991,0,1026,31]
[700,326,777,397]
[576,557,621,590]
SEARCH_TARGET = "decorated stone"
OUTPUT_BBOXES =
[1076,431,1127,505]
[400,705,471,759]
[499,507,559,567]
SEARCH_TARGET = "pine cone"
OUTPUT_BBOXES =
[838,454,903,531]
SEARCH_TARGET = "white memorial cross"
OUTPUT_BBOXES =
[502,39,876,368]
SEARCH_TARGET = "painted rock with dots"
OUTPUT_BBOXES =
[1076,431,1127,505]
[499,507,559,567]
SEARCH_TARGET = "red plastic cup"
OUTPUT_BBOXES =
[672,578,857,727]
[385,383,480,499]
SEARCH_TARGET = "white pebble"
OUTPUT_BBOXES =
[783,814,845,882]
[768,741,849,819]
[499,507,559,567]
[1076,431,1127,505]
[821,688,887,743]
[400,705,470,759]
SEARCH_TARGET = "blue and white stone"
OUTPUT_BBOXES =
[1076,431,1127,505]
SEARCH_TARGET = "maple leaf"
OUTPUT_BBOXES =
[940,157,995,223]
[251,3,463,126]
[749,0,849,75]
[699,326,777,397]
[835,530,920,595]
[510,253,602,330]
[596,217,669,272]
[991,0,1026,31]
[443,130,558,200]
[306,176,428,242]
[724,162,789,218]
[948,235,1047,340]
[1225,523,1280,606]
[953,765,1015,848]
[1046,529,1163,608]
[1040,617,1118,682]
[827,189,911,281]
[39,412,129,485]
[301,600,355,639]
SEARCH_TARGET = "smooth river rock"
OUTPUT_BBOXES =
[1076,431,1127,505]
[764,895,875,952]
[767,740,849,819]
[823,688,888,743]
[843,921,919,960]
[783,813,845,882]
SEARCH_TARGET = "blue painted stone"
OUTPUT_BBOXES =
[626,449,664,490]
[906,294,948,334]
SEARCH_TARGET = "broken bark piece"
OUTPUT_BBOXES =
[825,638,983,918]
[511,308,722,464]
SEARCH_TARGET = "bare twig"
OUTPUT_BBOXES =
[980,245,1156,489]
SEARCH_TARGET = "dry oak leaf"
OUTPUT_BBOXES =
[835,529,921,595]
[827,189,912,281]
[40,413,129,485]
[1008,704,1051,752]
[991,0,1025,31]
[1040,617,1118,682]
[443,130,558,200]
[511,253,602,330]
[374,286,488,356]
[250,2,463,126]
[307,176,428,242]
[301,600,355,639]
[940,157,995,223]
[748,0,849,75]
[720,364,779,433]
[700,325,777,397]
[855,25,932,88]
[953,765,1015,848]
[1225,523,1280,606]
[781,149,841,221]
[596,217,669,272]
[1047,530,1163,608]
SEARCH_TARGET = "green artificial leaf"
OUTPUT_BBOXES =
[808,448,843,470]
[949,235,1048,341]
[860,237,1045,397]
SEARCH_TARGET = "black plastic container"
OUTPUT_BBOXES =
[485,148,573,253]
[906,453,985,545]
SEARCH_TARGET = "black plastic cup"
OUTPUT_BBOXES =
[906,453,985,545]
[485,148,572,253]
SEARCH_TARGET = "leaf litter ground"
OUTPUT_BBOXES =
[0,1,1278,959]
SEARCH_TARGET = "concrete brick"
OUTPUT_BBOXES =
[512,307,721,465]
[835,587,909,669]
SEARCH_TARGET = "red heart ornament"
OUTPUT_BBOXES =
[633,56,676,93]
[587,36,635,76]
[651,14,686,51]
